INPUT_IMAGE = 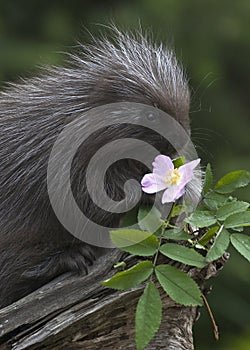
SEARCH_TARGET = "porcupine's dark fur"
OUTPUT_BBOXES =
[0,28,191,308]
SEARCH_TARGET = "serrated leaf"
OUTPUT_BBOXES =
[214,170,250,194]
[204,192,228,210]
[224,211,250,228]
[138,206,163,234]
[163,229,192,241]
[173,156,185,168]
[202,163,213,195]
[206,228,230,262]
[198,226,219,246]
[230,234,250,262]
[155,265,203,306]
[160,243,206,268]
[102,261,153,290]
[185,210,217,228]
[216,201,249,221]
[135,282,162,350]
[110,229,158,255]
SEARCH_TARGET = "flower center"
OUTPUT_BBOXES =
[165,168,181,186]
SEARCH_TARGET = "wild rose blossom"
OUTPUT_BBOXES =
[141,155,200,204]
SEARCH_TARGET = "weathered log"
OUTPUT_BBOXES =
[0,249,229,350]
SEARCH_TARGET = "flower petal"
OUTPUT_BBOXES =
[152,155,174,177]
[161,186,185,204]
[141,173,167,194]
[178,159,200,187]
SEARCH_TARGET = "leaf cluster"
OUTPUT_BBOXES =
[102,166,250,350]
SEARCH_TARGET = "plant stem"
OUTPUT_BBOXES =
[152,227,164,269]
[152,203,176,270]
[202,294,219,341]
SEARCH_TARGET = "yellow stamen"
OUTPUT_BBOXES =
[165,169,181,186]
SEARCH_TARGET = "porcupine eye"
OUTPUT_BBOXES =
[146,113,157,123]
[146,103,161,123]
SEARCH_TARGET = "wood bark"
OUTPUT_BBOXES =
[0,249,229,350]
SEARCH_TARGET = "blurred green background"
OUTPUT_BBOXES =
[0,1,249,349]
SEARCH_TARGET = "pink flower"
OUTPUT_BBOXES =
[141,155,200,204]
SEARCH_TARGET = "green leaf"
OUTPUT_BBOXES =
[138,206,163,234]
[206,228,230,262]
[202,163,213,195]
[225,211,250,228]
[185,210,217,228]
[155,265,203,306]
[163,229,192,241]
[110,229,158,256]
[198,226,219,246]
[230,234,250,262]
[160,243,206,268]
[170,205,183,217]
[102,261,153,290]
[203,192,228,210]
[214,170,250,194]
[135,282,162,350]
[173,156,185,168]
[216,201,249,221]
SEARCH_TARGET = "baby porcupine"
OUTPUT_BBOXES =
[0,28,190,308]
